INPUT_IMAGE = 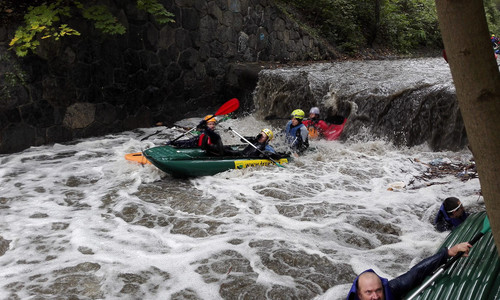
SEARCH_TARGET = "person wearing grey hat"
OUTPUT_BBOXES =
[303,107,328,140]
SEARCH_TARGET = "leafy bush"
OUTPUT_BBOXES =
[485,0,500,35]
[277,0,500,54]
[379,0,441,52]
[9,0,174,57]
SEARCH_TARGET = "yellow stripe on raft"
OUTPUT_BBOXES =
[234,158,288,169]
[125,152,151,165]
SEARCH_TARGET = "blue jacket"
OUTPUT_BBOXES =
[434,204,468,232]
[347,248,449,300]
[285,121,309,152]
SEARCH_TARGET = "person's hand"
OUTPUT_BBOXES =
[197,120,207,130]
[448,242,472,257]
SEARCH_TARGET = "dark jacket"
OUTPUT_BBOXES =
[434,204,468,232]
[199,128,224,156]
[347,248,450,300]
[168,136,199,148]
[241,142,277,158]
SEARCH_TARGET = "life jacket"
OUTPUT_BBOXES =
[346,269,393,300]
[306,120,321,139]
[434,204,468,229]
[197,133,211,147]
[285,122,307,145]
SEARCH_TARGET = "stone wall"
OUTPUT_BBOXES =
[0,0,334,154]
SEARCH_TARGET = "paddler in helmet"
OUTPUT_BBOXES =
[240,128,279,158]
[197,114,225,156]
[302,107,329,140]
[284,109,309,155]
[166,114,219,149]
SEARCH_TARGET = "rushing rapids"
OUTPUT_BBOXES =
[0,58,486,299]
[254,57,466,151]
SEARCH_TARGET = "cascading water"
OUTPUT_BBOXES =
[254,57,465,151]
[0,58,484,300]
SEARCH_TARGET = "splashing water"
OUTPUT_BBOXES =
[0,115,483,299]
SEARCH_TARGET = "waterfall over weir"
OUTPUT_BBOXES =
[253,57,467,151]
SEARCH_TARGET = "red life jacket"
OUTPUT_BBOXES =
[198,133,211,147]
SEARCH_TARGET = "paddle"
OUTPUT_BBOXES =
[140,98,240,142]
[228,127,286,168]
[406,215,491,300]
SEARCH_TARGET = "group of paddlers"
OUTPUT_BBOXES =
[168,106,347,158]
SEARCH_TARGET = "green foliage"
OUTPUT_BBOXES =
[9,1,81,56]
[82,5,126,35]
[280,0,500,54]
[137,0,175,25]
[275,0,366,54]
[379,0,441,53]
[485,0,500,35]
[9,0,174,57]
[276,0,443,54]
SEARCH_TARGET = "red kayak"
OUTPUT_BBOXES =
[303,118,347,141]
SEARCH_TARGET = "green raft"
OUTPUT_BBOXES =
[406,211,499,299]
[142,145,290,177]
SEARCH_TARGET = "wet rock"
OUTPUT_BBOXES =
[342,216,402,246]
[171,288,202,300]
[29,213,49,218]
[63,102,96,129]
[219,276,268,299]
[0,235,11,256]
[51,222,69,230]
[20,263,104,298]
[78,246,94,255]
[196,250,255,282]
[227,238,244,245]
[117,267,170,297]
[247,240,354,297]
[56,262,101,274]
[47,274,103,298]
[354,217,401,236]
[0,123,36,154]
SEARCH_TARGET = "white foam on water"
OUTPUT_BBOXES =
[0,115,483,299]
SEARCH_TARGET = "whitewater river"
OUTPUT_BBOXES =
[0,115,484,299]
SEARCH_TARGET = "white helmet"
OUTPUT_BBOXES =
[309,107,320,115]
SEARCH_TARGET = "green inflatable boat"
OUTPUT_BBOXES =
[141,145,290,177]
[405,211,499,299]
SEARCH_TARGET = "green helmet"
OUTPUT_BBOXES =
[291,109,305,120]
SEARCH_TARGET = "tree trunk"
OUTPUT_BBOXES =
[435,0,500,255]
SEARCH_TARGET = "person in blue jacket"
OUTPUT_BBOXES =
[346,242,471,300]
[284,109,309,155]
[434,197,468,232]
[240,128,279,158]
